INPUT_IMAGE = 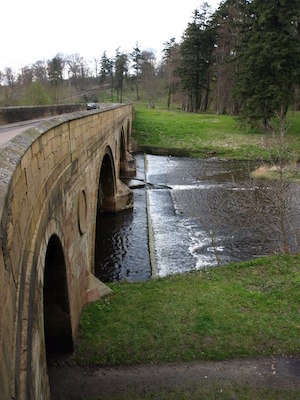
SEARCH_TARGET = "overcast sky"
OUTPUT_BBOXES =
[1,0,221,73]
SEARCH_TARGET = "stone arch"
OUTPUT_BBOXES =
[43,234,73,355]
[22,219,73,399]
[96,146,117,213]
[94,147,117,279]
[118,120,135,179]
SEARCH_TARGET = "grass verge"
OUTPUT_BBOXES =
[132,106,300,160]
[73,255,299,367]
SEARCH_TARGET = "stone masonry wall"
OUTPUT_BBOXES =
[0,104,86,125]
[0,104,134,399]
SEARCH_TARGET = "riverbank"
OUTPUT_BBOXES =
[132,106,300,161]
[52,109,300,399]
[49,255,300,399]
[250,163,300,182]
[72,255,299,366]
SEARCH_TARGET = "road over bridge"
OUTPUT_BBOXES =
[0,104,135,399]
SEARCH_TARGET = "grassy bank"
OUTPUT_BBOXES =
[132,106,300,160]
[74,255,299,367]
[70,108,300,400]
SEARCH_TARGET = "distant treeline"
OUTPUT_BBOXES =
[1,0,299,129]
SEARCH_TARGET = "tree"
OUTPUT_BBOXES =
[243,117,300,254]
[140,50,157,108]
[94,57,99,78]
[4,67,15,88]
[163,38,181,109]
[47,54,64,86]
[32,60,48,83]
[47,54,65,103]
[130,43,143,101]
[21,81,51,105]
[114,49,128,103]
[1,67,16,105]
[178,3,215,112]
[66,53,83,87]
[100,52,114,101]
[0,70,3,105]
[234,0,300,129]
[18,65,33,87]
[211,0,247,114]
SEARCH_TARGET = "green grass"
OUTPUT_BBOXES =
[71,106,300,399]
[88,385,300,400]
[73,255,300,367]
[132,106,300,160]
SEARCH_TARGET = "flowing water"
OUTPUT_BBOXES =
[95,153,300,282]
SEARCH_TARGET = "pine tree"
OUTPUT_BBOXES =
[179,3,215,112]
[211,0,248,114]
[114,49,128,103]
[47,55,64,87]
[234,0,300,128]
[100,52,114,101]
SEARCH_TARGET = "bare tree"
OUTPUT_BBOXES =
[4,67,15,88]
[66,53,82,87]
[244,118,300,254]
[32,60,48,83]
[94,57,99,78]
[163,38,181,109]
[18,65,34,87]
[141,50,157,108]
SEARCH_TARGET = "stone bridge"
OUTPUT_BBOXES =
[0,104,135,399]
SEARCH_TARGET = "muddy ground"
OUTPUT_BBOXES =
[48,356,300,399]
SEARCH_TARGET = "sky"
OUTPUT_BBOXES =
[1,0,221,73]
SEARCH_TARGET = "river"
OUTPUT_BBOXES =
[95,153,300,282]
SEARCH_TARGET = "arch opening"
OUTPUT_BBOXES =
[97,151,116,213]
[94,151,117,280]
[43,234,73,357]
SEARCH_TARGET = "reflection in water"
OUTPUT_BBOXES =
[95,187,151,282]
[94,154,151,283]
[95,154,300,282]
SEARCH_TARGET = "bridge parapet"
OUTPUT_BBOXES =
[0,104,135,399]
[0,103,87,125]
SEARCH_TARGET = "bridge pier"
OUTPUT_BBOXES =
[120,151,137,178]
[85,273,112,303]
[101,179,134,212]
